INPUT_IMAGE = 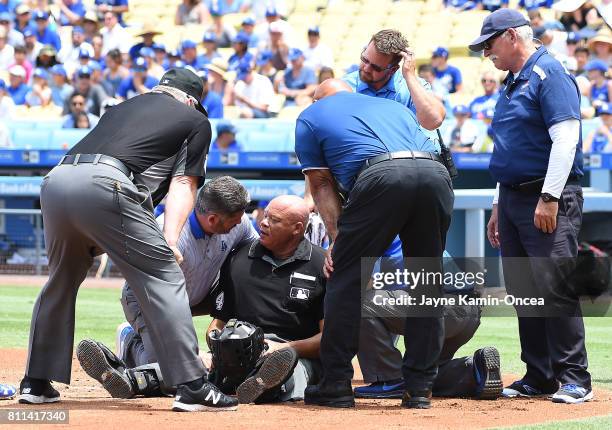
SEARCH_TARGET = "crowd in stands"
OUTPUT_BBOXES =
[0,0,611,153]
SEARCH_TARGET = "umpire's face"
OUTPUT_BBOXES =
[259,201,300,252]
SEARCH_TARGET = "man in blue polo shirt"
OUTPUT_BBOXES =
[33,11,61,52]
[116,57,158,100]
[470,9,591,404]
[296,79,453,409]
[342,29,445,131]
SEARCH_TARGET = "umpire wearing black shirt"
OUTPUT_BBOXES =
[19,68,238,412]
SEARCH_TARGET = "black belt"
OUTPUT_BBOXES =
[358,151,443,176]
[59,154,132,179]
[503,175,581,194]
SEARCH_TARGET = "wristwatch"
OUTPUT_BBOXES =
[540,193,559,203]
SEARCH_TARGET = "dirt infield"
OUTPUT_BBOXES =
[1,349,611,430]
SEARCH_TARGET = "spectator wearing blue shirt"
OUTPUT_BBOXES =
[518,0,553,10]
[241,16,259,48]
[7,64,30,105]
[477,0,508,12]
[49,64,74,107]
[58,0,87,26]
[584,102,612,152]
[199,69,223,118]
[296,80,452,410]
[33,11,61,52]
[431,47,462,94]
[198,31,222,66]
[470,9,591,404]
[584,59,611,108]
[227,31,253,71]
[211,122,243,152]
[469,71,500,119]
[181,39,205,69]
[342,29,445,132]
[445,0,477,10]
[14,4,31,34]
[116,57,158,100]
[128,23,162,61]
[278,48,317,106]
[0,0,19,14]
[95,0,129,26]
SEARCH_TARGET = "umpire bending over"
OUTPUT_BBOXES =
[470,10,591,404]
[19,68,238,412]
[295,79,454,409]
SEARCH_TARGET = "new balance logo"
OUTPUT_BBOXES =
[22,388,31,394]
[205,389,221,405]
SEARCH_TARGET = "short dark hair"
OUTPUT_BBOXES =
[575,46,590,56]
[196,176,250,215]
[370,29,409,63]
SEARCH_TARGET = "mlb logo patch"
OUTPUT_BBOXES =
[290,287,310,300]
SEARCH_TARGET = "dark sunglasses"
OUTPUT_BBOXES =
[483,30,507,51]
[481,79,497,84]
[360,51,396,73]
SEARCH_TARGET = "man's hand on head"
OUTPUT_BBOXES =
[400,50,416,80]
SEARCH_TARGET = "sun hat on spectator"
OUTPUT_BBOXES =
[15,4,30,15]
[137,22,162,38]
[469,9,529,52]
[587,28,612,51]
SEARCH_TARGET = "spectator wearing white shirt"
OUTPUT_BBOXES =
[445,105,482,153]
[0,79,15,121]
[100,11,131,56]
[58,26,94,73]
[229,61,275,118]
[302,26,333,72]
[0,12,24,47]
[23,27,42,65]
[0,26,13,70]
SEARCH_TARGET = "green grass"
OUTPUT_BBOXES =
[1,284,611,429]
[0,285,213,349]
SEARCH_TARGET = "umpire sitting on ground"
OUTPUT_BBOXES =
[208,195,326,404]
[296,79,454,409]
[19,68,238,412]
[75,176,257,400]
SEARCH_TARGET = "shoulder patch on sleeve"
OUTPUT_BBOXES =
[533,65,547,81]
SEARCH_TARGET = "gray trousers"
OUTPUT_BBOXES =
[358,290,480,397]
[26,163,205,386]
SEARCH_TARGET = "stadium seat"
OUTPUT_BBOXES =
[35,121,64,131]
[49,129,90,150]
[12,129,52,150]
[245,131,288,152]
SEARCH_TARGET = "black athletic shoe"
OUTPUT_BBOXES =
[18,376,60,404]
[76,339,134,399]
[401,391,432,409]
[236,347,299,404]
[473,346,503,400]
[172,381,238,412]
[304,379,355,408]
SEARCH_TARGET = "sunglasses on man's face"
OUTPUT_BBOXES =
[483,30,507,51]
[481,79,497,84]
[360,52,396,73]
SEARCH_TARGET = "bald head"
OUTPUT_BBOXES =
[313,78,352,101]
[269,195,309,229]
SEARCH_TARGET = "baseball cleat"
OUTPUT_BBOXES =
[77,339,134,399]
[172,381,238,412]
[18,377,60,404]
[0,383,16,400]
[236,347,299,404]
[502,379,557,398]
[354,378,405,399]
[115,322,134,362]
[551,384,594,404]
[473,346,503,400]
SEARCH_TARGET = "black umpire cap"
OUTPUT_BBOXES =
[469,9,530,52]
[159,68,207,115]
